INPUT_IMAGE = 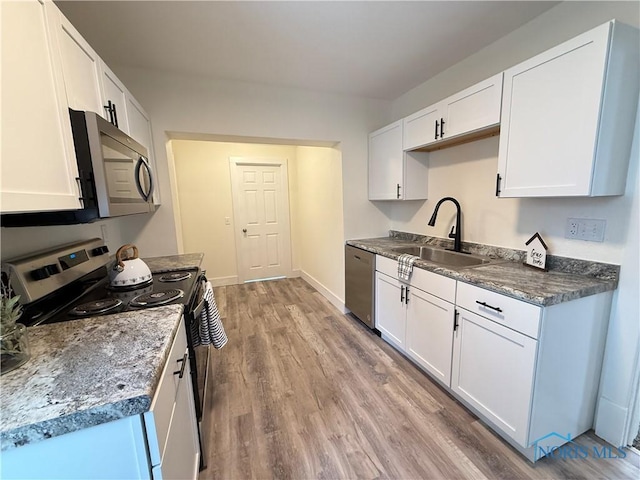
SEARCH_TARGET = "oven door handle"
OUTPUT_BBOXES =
[192,295,206,319]
[189,273,209,318]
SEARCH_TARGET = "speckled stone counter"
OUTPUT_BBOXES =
[0,304,184,451]
[143,253,204,273]
[347,232,619,307]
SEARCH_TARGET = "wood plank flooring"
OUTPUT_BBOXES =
[201,278,639,479]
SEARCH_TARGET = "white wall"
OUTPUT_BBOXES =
[389,1,640,446]
[171,140,299,284]
[294,146,346,309]
[113,68,393,262]
[0,215,151,262]
[392,1,640,120]
[170,140,346,309]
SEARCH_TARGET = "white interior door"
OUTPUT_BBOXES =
[230,158,292,282]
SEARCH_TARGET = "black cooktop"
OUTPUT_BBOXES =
[22,267,200,327]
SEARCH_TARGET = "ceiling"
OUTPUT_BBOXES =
[55,1,559,100]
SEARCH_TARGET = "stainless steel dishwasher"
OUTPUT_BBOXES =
[345,245,375,329]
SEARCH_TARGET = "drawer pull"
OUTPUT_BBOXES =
[400,285,405,303]
[173,353,188,378]
[475,300,503,313]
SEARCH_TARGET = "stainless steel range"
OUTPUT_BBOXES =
[1,238,210,470]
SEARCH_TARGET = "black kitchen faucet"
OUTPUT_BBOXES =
[427,197,463,253]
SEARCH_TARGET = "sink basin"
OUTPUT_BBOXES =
[392,245,493,268]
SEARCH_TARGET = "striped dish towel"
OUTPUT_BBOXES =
[397,254,420,281]
[191,280,228,349]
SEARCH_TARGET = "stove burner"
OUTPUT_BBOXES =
[130,289,184,308]
[70,298,123,317]
[158,272,192,283]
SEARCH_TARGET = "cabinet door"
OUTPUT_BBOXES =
[56,11,103,114]
[101,63,130,133]
[155,347,200,480]
[403,103,441,150]
[406,288,455,386]
[1,0,81,213]
[497,23,610,197]
[126,94,153,158]
[368,121,403,200]
[451,309,537,446]
[443,73,502,140]
[375,272,406,350]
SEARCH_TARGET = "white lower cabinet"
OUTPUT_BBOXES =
[374,254,613,461]
[375,272,407,350]
[144,320,200,480]
[375,255,456,386]
[406,288,455,387]
[451,308,537,446]
[0,321,199,479]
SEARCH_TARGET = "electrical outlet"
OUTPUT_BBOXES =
[100,224,109,242]
[224,217,231,225]
[565,218,606,242]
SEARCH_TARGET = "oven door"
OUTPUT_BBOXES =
[185,274,210,470]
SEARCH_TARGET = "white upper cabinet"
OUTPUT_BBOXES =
[1,0,81,213]
[403,103,442,151]
[55,11,103,115]
[55,5,158,203]
[442,73,503,141]
[126,95,154,159]
[403,73,503,151]
[101,64,131,134]
[368,120,429,200]
[497,21,640,197]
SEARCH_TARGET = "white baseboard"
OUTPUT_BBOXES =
[208,271,345,314]
[208,275,238,287]
[300,270,347,314]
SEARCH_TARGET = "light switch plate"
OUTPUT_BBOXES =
[565,218,606,242]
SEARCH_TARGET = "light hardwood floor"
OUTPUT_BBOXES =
[202,278,639,479]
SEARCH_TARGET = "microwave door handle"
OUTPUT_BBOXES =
[134,157,148,201]
[141,157,154,201]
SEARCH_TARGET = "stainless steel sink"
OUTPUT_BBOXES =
[392,245,494,268]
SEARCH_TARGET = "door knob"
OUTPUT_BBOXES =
[242,228,247,233]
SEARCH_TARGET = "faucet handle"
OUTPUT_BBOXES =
[448,226,456,239]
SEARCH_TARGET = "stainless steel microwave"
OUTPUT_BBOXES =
[2,110,155,227]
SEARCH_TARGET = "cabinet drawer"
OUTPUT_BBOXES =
[411,267,456,303]
[456,282,541,339]
[376,254,456,303]
[144,321,188,467]
[376,254,399,278]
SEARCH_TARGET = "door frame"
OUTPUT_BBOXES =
[229,157,293,283]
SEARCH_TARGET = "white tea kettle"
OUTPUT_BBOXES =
[109,244,152,288]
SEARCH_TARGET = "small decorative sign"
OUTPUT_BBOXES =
[525,232,548,271]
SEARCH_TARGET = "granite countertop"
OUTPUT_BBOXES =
[143,253,204,273]
[0,304,184,451]
[348,232,619,307]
